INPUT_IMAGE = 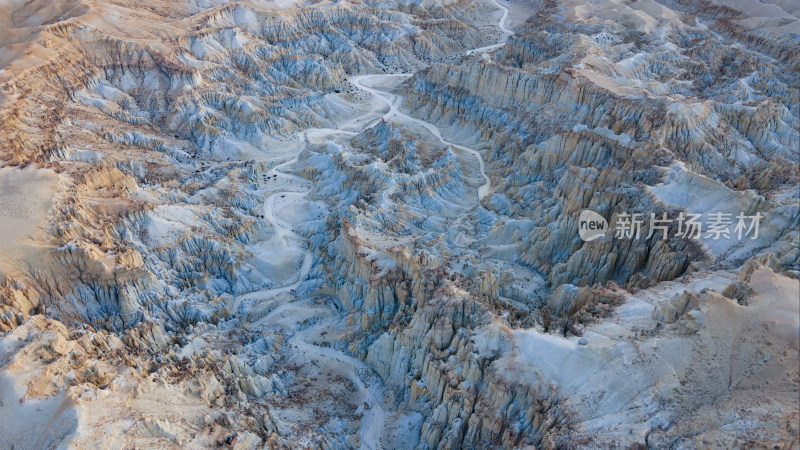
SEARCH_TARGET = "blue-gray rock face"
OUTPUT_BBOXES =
[0,0,797,448]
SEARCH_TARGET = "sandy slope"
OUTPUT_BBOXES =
[0,166,60,275]
[483,266,800,446]
[0,324,78,449]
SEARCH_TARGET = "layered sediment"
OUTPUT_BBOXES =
[0,0,798,447]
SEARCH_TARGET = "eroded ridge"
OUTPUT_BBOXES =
[0,0,798,448]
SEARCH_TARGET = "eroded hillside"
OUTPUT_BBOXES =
[0,0,798,448]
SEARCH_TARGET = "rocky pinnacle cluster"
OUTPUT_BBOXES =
[0,0,798,448]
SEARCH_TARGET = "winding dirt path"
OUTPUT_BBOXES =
[466,0,513,55]
[347,0,513,201]
[350,73,493,200]
[246,1,515,447]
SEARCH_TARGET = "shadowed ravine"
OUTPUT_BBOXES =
[242,1,512,447]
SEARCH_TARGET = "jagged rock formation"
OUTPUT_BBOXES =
[0,0,798,448]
